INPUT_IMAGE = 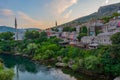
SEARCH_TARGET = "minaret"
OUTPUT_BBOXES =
[15,17,18,40]
[55,21,57,27]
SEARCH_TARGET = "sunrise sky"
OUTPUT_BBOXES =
[0,0,120,29]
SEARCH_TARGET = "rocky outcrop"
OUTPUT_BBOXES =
[98,3,120,16]
[55,62,67,67]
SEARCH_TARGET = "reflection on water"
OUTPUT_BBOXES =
[0,54,105,80]
[0,54,76,80]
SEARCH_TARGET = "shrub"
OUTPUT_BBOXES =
[62,57,69,63]
[71,63,79,71]
[0,69,14,80]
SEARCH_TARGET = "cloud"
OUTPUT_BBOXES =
[17,11,44,28]
[0,9,14,16]
[49,0,77,15]
[105,0,109,5]
[63,10,72,18]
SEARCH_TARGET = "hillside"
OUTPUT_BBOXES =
[0,26,16,32]
[58,2,120,27]
[0,26,41,32]
[75,2,120,23]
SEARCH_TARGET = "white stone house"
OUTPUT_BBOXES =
[97,32,113,45]
[14,31,25,40]
[81,36,97,44]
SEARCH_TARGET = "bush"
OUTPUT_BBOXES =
[0,62,14,80]
[84,56,100,71]
[0,69,14,80]
[71,63,79,71]
[0,62,3,70]
[62,57,69,63]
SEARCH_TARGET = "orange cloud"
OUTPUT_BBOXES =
[49,0,77,15]
[17,11,45,29]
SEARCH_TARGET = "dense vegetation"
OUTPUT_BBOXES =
[101,12,120,23]
[77,26,87,41]
[63,26,76,32]
[0,30,120,78]
[0,61,14,80]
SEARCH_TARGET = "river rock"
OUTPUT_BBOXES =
[57,56,62,62]
[114,77,120,80]
[68,60,75,68]
[55,62,67,67]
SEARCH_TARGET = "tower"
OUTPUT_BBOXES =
[55,21,57,27]
[15,17,18,40]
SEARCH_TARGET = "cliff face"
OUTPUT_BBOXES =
[97,3,120,16]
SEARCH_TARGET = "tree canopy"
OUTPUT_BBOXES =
[111,32,120,45]
[0,32,14,41]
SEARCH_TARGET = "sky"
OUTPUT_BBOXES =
[0,0,120,29]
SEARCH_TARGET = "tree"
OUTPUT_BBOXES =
[0,32,14,41]
[63,26,76,32]
[112,12,120,17]
[0,62,14,80]
[80,26,88,34]
[111,32,120,45]
[84,56,100,71]
[39,31,47,41]
[25,43,38,56]
[101,16,111,23]
[77,33,87,41]
[25,30,40,40]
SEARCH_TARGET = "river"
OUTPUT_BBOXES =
[0,54,106,80]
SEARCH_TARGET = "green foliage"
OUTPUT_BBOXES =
[0,69,14,80]
[101,12,120,24]
[77,33,87,41]
[25,43,38,56]
[63,26,76,32]
[71,63,79,71]
[80,26,88,34]
[111,32,120,45]
[0,41,15,53]
[62,57,69,63]
[1,28,120,77]
[39,31,47,42]
[84,56,100,70]
[51,28,58,32]
[25,30,40,40]
[77,26,87,41]
[101,16,111,23]
[0,32,14,41]
[0,62,14,80]
[112,12,120,17]
[0,62,3,70]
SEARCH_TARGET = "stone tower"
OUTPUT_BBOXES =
[55,21,58,27]
[15,17,18,40]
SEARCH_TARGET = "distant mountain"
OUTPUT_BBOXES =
[25,28,40,31]
[0,26,16,32]
[58,2,120,27]
[0,26,41,32]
